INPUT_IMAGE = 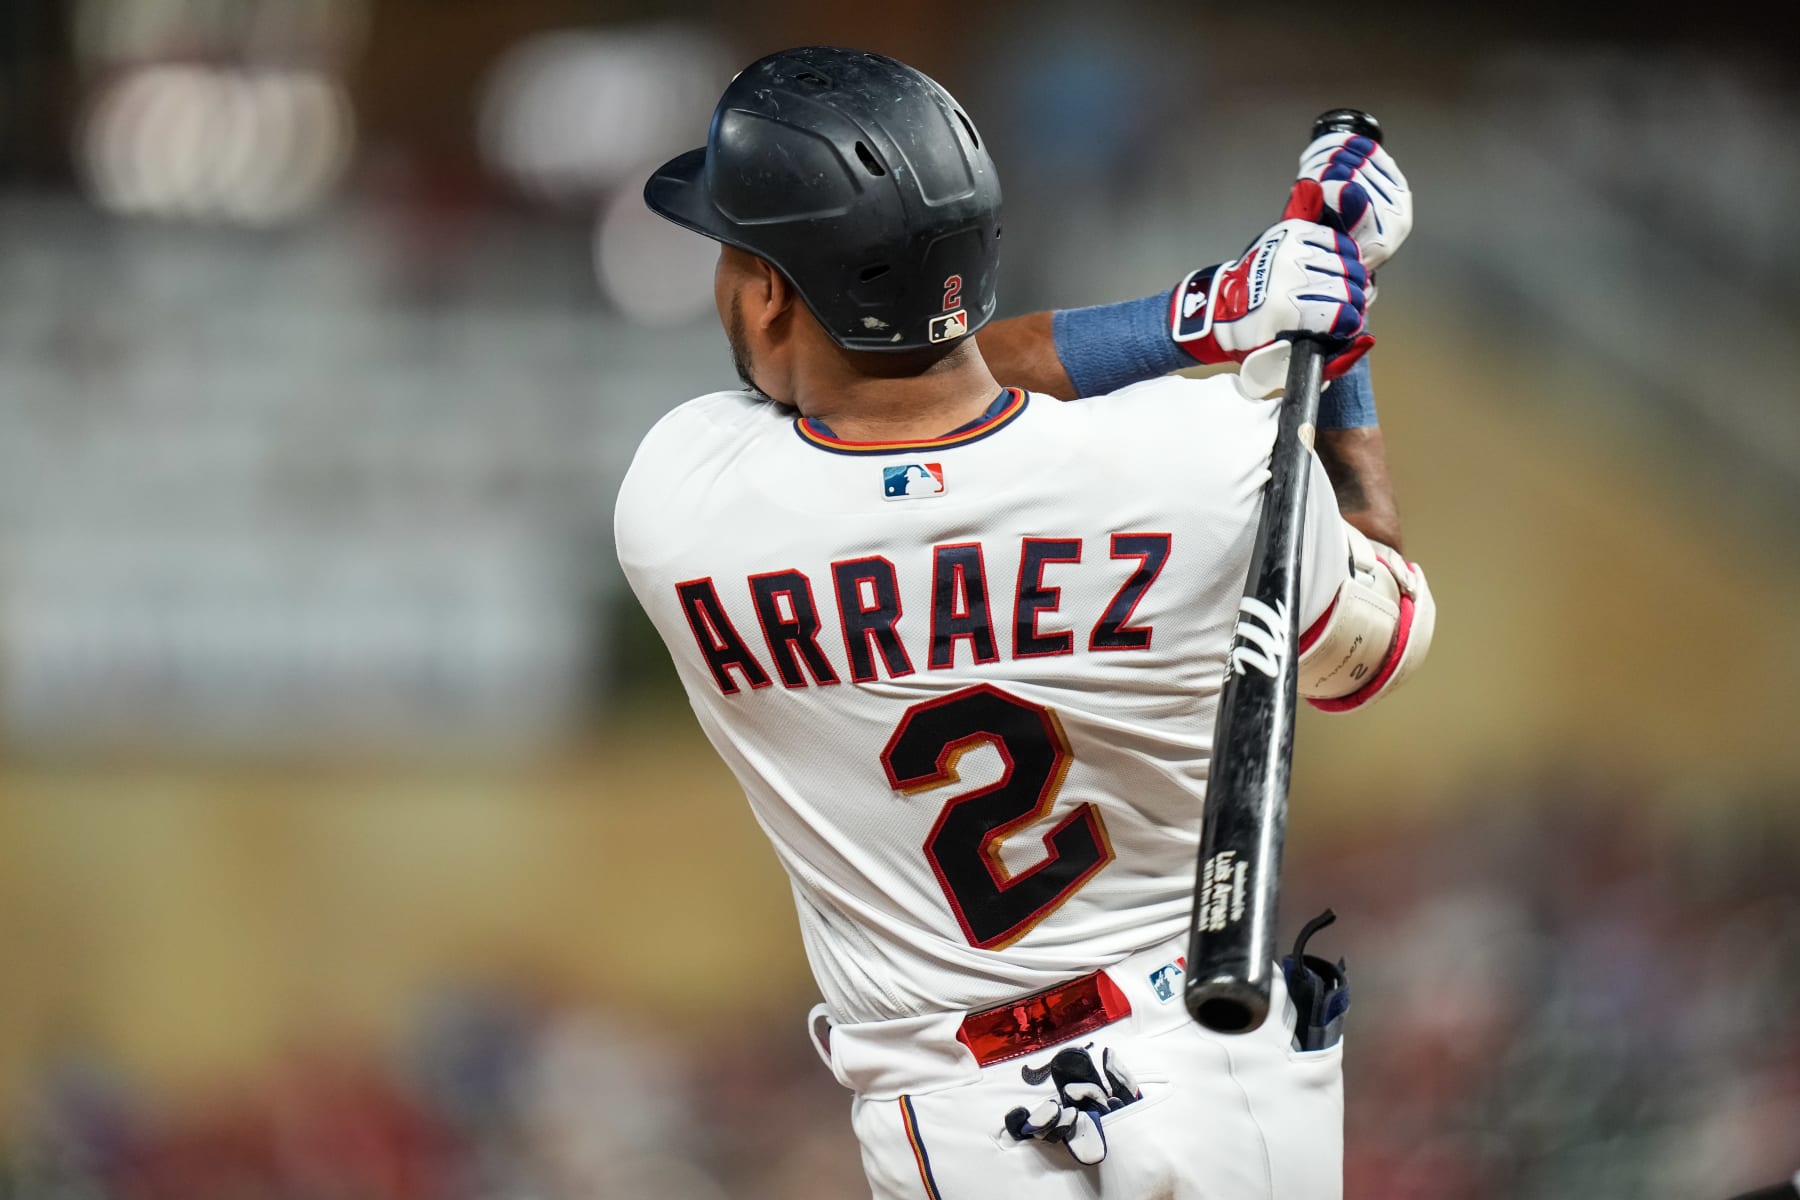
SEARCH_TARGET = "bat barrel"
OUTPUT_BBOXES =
[1188,976,1269,1033]
[1183,338,1329,1034]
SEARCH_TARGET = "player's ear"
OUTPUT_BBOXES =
[752,256,795,331]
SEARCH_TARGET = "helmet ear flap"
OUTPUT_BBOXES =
[643,46,1002,355]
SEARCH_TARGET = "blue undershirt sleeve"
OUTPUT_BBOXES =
[1051,287,1381,427]
[1318,357,1378,429]
[1050,289,1191,399]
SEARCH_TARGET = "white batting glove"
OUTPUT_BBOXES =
[1002,1046,1141,1167]
[1283,131,1413,271]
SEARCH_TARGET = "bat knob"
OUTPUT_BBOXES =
[1311,107,1382,145]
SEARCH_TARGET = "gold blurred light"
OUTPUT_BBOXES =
[79,64,355,226]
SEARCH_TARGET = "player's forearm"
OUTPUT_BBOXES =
[1314,359,1402,550]
[1317,427,1403,552]
[975,311,1075,399]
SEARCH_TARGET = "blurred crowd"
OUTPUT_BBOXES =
[1305,782,1800,1198]
[4,976,867,1200]
[6,781,1794,1200]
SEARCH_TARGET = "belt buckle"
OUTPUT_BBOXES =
[957,971,1132,1067]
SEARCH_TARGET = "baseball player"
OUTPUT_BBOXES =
[616,46,1435,1199]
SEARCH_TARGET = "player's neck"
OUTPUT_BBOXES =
[790,344,1006,443]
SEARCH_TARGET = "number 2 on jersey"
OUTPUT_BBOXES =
[880,684,1113,950]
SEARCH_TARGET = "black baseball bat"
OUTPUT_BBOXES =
[1183,108,1383,1035]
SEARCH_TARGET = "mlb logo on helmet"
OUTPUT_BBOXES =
[928,309,969,343]
[882,462,945,500]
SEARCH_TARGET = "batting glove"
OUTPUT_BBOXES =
[1003,1046,1140,1166]
[1283,131,1412,272]
[1172,218,1373,397]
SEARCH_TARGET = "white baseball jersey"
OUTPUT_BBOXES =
[614,376,1351,1025]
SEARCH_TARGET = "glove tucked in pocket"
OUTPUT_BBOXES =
[1003,1046,1140,1166]
[1282,909,1351,1053]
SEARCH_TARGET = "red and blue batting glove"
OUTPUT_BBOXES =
[1283,131,1412,272]
[1171,219,1374,394]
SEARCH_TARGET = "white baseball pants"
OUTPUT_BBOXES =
[813,938,1344,1200]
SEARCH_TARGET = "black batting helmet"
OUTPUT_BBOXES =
[644,46,1002,354]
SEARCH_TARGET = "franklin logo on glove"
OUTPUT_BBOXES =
[1246,228,1285,309]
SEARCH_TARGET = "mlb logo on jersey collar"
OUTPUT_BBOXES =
[883,462,945,500]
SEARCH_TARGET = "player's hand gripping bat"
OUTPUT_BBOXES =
[1183,109,1384,1036]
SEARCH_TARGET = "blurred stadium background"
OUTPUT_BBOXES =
[2,1,1797,1197]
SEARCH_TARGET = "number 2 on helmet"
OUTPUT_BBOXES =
[942,274,963,312]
